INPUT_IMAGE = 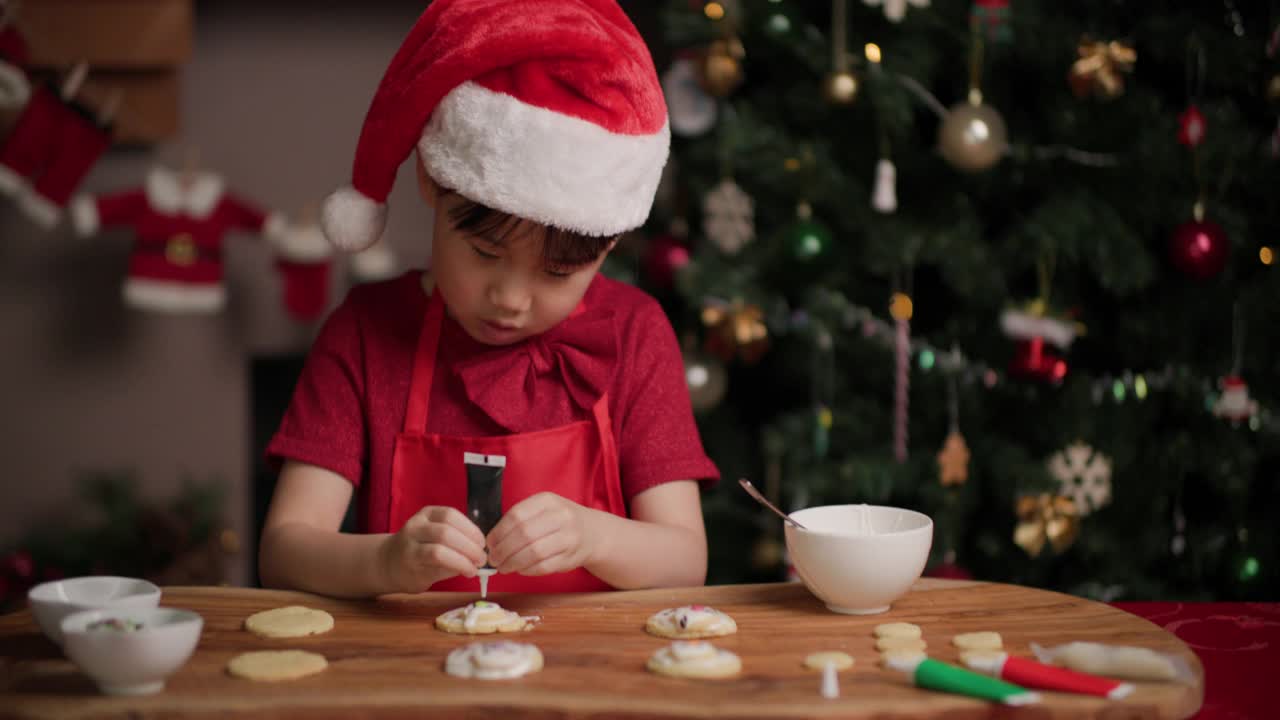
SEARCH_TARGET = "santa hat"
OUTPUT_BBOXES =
[322,0,670,252]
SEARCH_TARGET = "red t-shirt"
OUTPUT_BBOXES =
[267,271,720,532]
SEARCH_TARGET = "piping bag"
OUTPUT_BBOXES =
[465,452,506,597]
[884,655,1041,706]
[962,651,1134,699]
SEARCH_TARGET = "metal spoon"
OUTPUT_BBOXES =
[738,478,807,530]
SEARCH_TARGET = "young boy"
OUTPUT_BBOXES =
[260,0,720,598]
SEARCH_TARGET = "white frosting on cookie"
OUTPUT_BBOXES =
[436,601,532,634]
[445,641,543,679]
[648,641,742,677]
[648,605,737,637]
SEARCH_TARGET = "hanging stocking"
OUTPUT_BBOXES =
[0,66,112,229]
[271,217,333,322]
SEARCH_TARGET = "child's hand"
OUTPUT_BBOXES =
[486,492,599,576]
[380,506,488,592]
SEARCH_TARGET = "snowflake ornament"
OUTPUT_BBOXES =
[863,0,930,23]
[702,179,754,255]
[1047,442,1113,516]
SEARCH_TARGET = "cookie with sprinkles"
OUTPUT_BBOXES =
[645,605,738,639]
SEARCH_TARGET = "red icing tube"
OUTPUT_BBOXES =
[964,653,1135,699]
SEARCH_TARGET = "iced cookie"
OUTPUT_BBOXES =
[875,636,927,652]
[647,641,742,679]
[444,641,544,680]
[874,622,922,639]
[959,648,1006,666]
[878,648,927,667]
[952,631,1003,651]
[244,606,334,639]
[645,605,738,639]
[803,651,854,671]
[228,650,328,681]
[435,601,534,634]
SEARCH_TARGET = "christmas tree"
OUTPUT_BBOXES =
[634,0,1280,600]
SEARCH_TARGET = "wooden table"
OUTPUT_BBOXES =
[0,579,1203,719]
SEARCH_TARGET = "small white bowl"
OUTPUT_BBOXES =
[784,504,933,615]
[28,576,162,645]
[60,607,203,696]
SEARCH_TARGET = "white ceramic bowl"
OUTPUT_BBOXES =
[60,607,203,695]
[784,504,933,615]
[27,576,162,645]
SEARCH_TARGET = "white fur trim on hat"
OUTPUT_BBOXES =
[322,185,387,252]
[419,82,670,238]
[271,220,333,263]
[70,195,99,237]
[351,241,397,281]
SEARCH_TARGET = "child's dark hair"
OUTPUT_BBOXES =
[442,189,618,270]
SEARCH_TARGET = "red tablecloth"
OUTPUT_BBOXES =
[1112,602,1280,720]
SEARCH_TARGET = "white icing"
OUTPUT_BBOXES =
[446,641,541,679]
[650,641,739,673]
[656,605,734,634]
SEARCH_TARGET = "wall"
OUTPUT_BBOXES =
[0,1,433,584]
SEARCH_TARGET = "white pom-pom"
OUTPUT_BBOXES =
[872,159,897,214]
[321,185,387,252]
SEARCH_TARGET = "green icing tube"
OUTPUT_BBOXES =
[911,658,1040,705]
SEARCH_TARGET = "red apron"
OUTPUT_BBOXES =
[388,289,625,592]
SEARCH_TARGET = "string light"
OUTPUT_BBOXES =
[1261,247,1274,265]
[704,2,725,20]
[865,43,882,63]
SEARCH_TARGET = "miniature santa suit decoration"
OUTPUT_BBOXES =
[70,166,290,314]
[1000,305,1077,384]
[0,63,112,229]
[318,0,671,593]
[1213,375,1259,424]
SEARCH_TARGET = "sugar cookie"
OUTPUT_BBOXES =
[960,648,1006,666]
[878,648,926,667]
[645,605,737,639]
[1035,641,1180,681]
[435,601,533,634]
[875,636,927,652]
[803,651,854,671]
[227,650,328,681]
[873,622,922,639]
[952,631,1003,650]
[647,641,742,679]
[445,641,544,679]
[243,606,334,639]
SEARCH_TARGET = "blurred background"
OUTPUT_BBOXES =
[1,0,1277,611]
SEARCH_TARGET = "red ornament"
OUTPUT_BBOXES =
[1169,218,1229,280]
[926,561,974,580]
[643,234,691,288]
[1178,106,1206,147]
[1,549,34,581]
[1008,337,1068,384]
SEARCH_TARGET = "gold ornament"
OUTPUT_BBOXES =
[938,101,1008,172]
[889,292,914,321]
[752,535,785,571]
[683,347,729,413]
[936,432,970,487]
[823,70,859,104]
[1068,38,1136,99]
[1013,493,1080,557]
[701,300,769,363]
[700,37,746,98]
